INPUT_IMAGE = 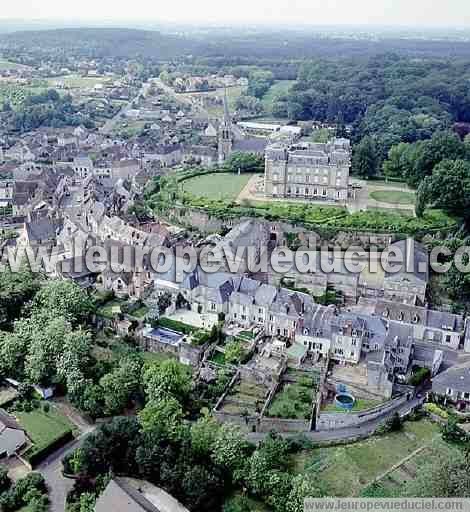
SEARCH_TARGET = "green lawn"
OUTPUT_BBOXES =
[130,305,149,320]
[96,299,124,319]
[182,172,254,201]
[210,351,226,365]
[262,80,295,111]
[142,351,176,364]
[290,420,441,496]
[369,190,415,205]
[267,379,315,420]
[15,405,74,455]
[322,398,384,414]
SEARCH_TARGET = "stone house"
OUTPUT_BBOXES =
[372,299,465,351]
[432,362,470,409]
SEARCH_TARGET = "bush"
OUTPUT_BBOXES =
[409,367,431,387]
[424,402,449,419]
[157,317,197,335]
[0,466,11,493]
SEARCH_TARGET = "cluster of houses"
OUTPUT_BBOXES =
[2,151,470,411]
[0,72,469,424]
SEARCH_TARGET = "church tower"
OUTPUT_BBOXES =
[218,88,233,164]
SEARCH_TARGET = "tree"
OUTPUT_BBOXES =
[0,465,11,493]
[352,136,380,178]
[138,396,184,441]
[225,152,264,173]
[403,450,470,497]
[191,413,220,457]
[143,359,191,402]
[71,417,141,477]
[211,423,248,475]
[383,142,416,178]
[409,131,466,186]
[31,280,93,325]
[157,292,173,315]
[24,316,70,386]
[0,331,28,380]
[286,473,323,512]
[0,268,39,329]
[99,357,142,416]
[224,340,245,365]
[416,159,470,219]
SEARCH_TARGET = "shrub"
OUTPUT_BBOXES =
[409,367,431,386]
[424,402,449,419]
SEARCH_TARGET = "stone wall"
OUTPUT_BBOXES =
[213,410,259,431]
[316,395,409,431]
[162,206,395,248]
[258,417,310,433]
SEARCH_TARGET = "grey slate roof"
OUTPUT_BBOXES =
[95,478,162,512]
[432,363,470,395]
[384,239,429,284]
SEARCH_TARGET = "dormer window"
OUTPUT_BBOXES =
[413,314,419,324]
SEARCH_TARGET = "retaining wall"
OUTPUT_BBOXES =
[316,395,409,431]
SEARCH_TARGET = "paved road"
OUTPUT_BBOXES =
[247,397,424,444]
[37,430,95,512]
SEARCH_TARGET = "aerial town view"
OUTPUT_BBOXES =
[0,1,470,511]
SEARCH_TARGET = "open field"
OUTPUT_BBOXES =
[0,59,30,70]
[369,190,415,205]
[182,172,254,201]
[261,80,295,111]
[15,405,74,455]
[290,420,443,497]
[46,74,114,89]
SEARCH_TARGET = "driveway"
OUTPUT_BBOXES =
[37,431,96,512]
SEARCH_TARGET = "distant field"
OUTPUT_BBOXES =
[46,74,114,89]
[0,59,30,70]
[369,190,415,205]
[262,80,295,111]
[182,172,254,200]
[290,420,444,497]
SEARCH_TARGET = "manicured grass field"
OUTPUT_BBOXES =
[182,172,254,201]
[15,405,74,454]
[369,190,415,205]
[290,420,441,496]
